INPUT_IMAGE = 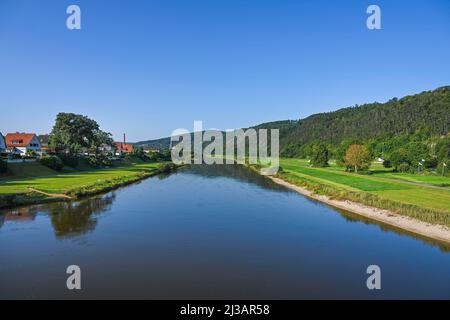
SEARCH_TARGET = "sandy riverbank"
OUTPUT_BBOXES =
[269,176,450,244]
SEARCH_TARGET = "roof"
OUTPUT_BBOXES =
[38,134,50,145]
[114,142,134,153]
[6,133,38,147]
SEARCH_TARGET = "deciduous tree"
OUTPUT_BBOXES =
[344,144,372,173]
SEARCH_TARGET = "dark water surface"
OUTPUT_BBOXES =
[1,165,449,299]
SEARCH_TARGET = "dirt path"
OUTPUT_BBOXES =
[27,187,73,199]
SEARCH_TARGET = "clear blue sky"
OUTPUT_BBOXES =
[1,0,449,141]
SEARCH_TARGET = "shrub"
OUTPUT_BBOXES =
[148,150,172,162]
[397,162,410,173]
[88,154,111,168]
[58,154,79,168]
[382,159,392,168]
[133,147,146,160]
[40,155,64,171]
[437,161,449,176]
[25,150,37,158]
[423,157,438,169]
[0,159,7,174]
[157,163,176,173]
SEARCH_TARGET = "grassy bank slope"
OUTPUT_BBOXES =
[0,161,171,208]
[278,159,450,226]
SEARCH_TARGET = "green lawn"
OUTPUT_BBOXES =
[375,172,450,187]
[279,158,450,214]
[0,161,163,196]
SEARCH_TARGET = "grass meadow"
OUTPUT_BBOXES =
[278,158,450,225]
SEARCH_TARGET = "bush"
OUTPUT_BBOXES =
[157,163,176,173]
[25,150,37,158]
[148,150,172,162]
[88,154,111,168]
[58,154,79,168]
[437,161,449,176]
[382,159,392,168]
[423,157,438,169]
[40,155,64,171]
[397,162,410,173]
[133,147,146,160]
[0,159,7,173]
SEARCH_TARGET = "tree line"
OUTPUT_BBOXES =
[266,86,450,175]
[40,113,170,171]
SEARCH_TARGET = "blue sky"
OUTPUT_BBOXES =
[0,0,449,141]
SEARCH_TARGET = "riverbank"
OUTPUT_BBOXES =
[268,175,450,244]
[0,162,178,209]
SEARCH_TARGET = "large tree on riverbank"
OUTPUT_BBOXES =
[49,113,112,155]
[310,143,329,167]
[344,144,372,173]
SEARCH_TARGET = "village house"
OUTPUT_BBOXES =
[114,141,134,155]
[0,132,6,154]
[142,145,160,153]
[37,134,53,154]
[6,133,42,156]
[114,133,134,156]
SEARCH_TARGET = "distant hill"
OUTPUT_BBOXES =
[276,86,449,147]
[135,86,450,155]
[134,136,172,150]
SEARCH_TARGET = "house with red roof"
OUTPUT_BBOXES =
[6,133,41,156]
[114,141,134,155]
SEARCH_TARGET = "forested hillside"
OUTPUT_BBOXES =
[275,86,450,156]
[135,86,450,171]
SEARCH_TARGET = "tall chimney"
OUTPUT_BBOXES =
[123,133,126,145]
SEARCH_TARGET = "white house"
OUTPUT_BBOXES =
[0,132,6,153]
[6,133,41,156]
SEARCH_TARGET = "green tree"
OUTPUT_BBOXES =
[310,143,329,167]
[133,146,146,159]
[405,142,428,168]
[90,130,113,156]
[336,139,361,167]
[389,148,409,170]
[344,144,372,173]
[49,113,112,156]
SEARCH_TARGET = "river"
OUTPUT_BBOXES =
[1,165,449,299]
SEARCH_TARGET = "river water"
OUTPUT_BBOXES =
[0,165,449,299]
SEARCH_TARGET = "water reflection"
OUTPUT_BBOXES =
[1,165,450,299]
[0,207,38,227]
[335,207,450,253]
[48,194,116,239]
[0,193,116,239]
[1,165,449,252]
[183,164,287,192]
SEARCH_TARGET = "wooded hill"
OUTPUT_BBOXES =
[135,86,450,159]
[259,86,449,154]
